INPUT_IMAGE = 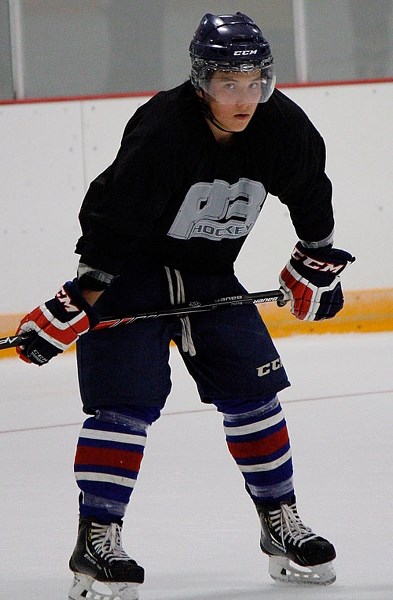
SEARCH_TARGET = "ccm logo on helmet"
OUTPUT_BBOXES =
[233,49,258,56]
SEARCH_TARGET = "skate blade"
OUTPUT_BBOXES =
[269,556,336,586]
[68,572,140,600]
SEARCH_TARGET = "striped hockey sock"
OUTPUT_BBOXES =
[217,395,294,504]
[74,407,160,522]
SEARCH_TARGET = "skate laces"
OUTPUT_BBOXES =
[90,522,131,563]
[269,502,317,549]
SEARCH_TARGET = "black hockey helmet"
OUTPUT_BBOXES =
[190,12,275,103]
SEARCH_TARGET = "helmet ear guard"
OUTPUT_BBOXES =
[190,12,276,104]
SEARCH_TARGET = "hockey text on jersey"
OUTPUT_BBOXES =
[168,178,267,241]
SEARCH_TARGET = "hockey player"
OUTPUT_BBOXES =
[16,12,354,600]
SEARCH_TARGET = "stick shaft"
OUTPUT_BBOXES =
[0,288,285,350]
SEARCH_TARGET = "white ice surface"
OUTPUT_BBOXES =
[1,332,392,599]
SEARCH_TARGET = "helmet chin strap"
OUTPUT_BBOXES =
[197,94,236,135]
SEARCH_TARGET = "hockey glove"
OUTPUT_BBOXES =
[16,280,99,365]
[279,242,355,321]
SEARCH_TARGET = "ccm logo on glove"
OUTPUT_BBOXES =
[280,242,355,322]
[56,287,81,313]
[291,246,348,274]
[16,280,99,366]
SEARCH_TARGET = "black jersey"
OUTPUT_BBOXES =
[76,80,334,276]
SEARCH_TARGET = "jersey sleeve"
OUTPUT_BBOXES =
[269,103,335,246]
[75,118,176,276]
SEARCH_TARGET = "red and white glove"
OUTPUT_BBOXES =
[16,280,99,365]
[279,242,355,321]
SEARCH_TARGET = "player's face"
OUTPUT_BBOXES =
[201,70,261,139]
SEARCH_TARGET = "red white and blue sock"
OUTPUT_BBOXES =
[215,395,294,505]
[74,407,160,522]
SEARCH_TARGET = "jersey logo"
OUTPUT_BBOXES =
[168,178,266,241]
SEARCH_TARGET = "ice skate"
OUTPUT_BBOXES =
[256,498,336,585]
[68,518,144,600]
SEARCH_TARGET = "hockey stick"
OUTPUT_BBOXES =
[0,288,286,350]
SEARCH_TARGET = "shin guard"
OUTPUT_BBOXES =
[74,407,160,522]
[216,396,294,504]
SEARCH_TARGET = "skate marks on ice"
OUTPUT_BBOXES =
[146,583,393,600]
[1,333,393,600]
[2,576,392,600]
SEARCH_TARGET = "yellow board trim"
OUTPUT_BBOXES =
[261,287,393,337]
[1,288,392,360]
